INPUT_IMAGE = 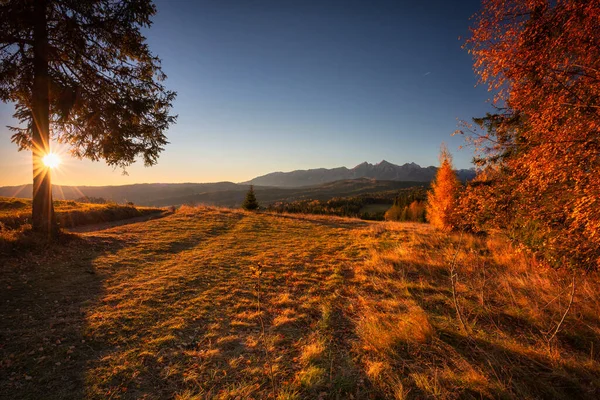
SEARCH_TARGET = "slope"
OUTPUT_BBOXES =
[1,208,598,399]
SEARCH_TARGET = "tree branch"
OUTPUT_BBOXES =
[547,272,576,343]
[450,232,469,335]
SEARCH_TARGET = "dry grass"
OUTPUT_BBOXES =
[1,207,599,399]
[0,197,164,256]
[352,222,600,399]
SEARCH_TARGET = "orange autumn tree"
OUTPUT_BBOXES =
[463,0,600,270]
[426,145,461,231]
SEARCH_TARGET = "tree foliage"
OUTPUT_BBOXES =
[242,185,259,211]
[0,0,175,235]
[461,0,600,270]
[1,0,176,166]
[426,145,461,231]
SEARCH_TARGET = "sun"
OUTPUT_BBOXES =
[42,153,61,169]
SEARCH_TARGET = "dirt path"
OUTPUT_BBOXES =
[67,210,171,233]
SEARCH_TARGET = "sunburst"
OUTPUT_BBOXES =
[42,152,61,169]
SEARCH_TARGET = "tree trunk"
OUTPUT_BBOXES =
[31,0,57,237]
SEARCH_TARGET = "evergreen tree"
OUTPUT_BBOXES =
[426,144,461,231]
[242,185,259,211]
[0,0,176,237]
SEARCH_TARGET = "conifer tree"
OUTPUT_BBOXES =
[0,0,176,237]
[242,185,259,211]
[426,145,461,231]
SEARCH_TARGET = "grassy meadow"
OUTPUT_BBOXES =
[1,206,599,399]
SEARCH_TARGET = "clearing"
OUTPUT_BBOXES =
[1,206,599,399]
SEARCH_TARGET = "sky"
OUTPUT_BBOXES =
[0,0,493,187]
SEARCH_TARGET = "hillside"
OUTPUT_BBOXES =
[244,160,476,187]
[0,179,427,208]
[0,182,241,206]
[1,208,598,399]
[0,197,163,233]
[144,179,428,208]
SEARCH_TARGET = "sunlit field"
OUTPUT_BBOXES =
[1,206,599,399]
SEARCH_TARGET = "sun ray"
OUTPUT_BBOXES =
[9,185,30,199]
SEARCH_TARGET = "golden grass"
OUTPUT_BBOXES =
[1,207,599,399]
[352,222,600,399]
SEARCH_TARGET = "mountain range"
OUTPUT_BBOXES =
[244,160,476,187]
[0,160,475,207]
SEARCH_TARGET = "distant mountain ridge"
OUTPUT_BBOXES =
[244,160,476,187]
[0,160,475,206]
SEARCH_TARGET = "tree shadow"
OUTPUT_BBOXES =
[325,296,378,398]
[398,258,600,399]
[0,233,125,399]
[267,212,372,229]
[67,210,170,233]
[437,329,599,399]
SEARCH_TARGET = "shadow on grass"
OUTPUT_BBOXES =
[400,260,600,400]
[437,328,598,399]
[67,210,169,233]
[267,211,372,229]
[0,232,125,400]
[164,212,246,254]
[326,297,377,398]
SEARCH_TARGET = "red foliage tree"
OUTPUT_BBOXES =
[461,0,600,270]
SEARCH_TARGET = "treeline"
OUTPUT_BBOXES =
[384,189,427,222]
[266,188,430,221]
[76,196,108,204]
[396,0,600,273]
[267,193,395,220]
[76,196,137,207]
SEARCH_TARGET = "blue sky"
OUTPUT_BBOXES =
[0,0,492,186]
